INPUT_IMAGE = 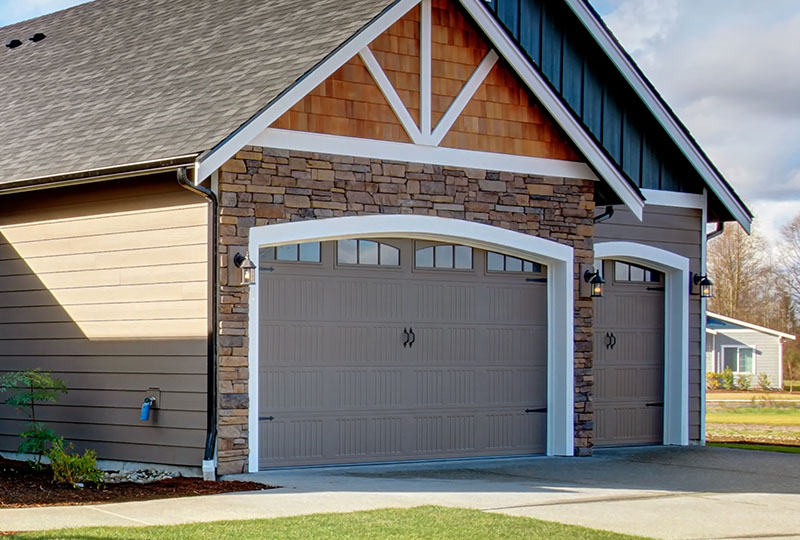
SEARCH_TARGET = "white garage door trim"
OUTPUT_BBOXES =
[594,241,689,446]
[247,215,575,472]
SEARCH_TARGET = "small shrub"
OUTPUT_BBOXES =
[706,372,721,390]
[721,367,736,390]
[736,374,752,391]
[46,439,102,487]
[758,373,772,392]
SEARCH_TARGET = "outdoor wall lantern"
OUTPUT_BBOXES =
[583,268,605,298]
[234,251,256,286]
[691,273,714,298]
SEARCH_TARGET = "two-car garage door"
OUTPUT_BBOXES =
[257,238,547,468]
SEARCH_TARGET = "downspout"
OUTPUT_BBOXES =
[177,167,218,480]
[707,222,724,240]
[593,205,614,224]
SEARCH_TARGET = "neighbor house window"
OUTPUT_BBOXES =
[486,251,542,273]
[721,346,754,373]
[415,243,472,269]
[260,242,321,263]
[337,240,400,266]
[613,261,661,282]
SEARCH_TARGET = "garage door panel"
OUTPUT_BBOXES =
[260,370,324,411]
[412,326,479,364]
[411,282,480,322]
[595,405,663,445]
[486,326,547,364]
[487,412,547,452]
[336,369,402,408]
[415,369,476,405]
[487,285,548,324]
[595,366,663,403]
[487,367,547,405]
[260,277,327,321]
[337,279,405,321]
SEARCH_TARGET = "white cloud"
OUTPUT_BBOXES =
[593,0,800,244]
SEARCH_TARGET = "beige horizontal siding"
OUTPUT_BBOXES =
[596,204,704,441]
[0,175,209,467]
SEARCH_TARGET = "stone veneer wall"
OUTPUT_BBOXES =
[214,146,595,474]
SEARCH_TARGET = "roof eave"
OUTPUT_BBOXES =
[563,0,753,233]
[707,312,797,341]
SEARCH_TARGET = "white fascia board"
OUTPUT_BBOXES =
[641,189,706,210]
[458,0,644,220]
[708,312,797,341]
[252,128,599,181]
[197,0,422,184]
[563,0,752,233]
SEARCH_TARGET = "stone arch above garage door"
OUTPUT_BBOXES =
[594,241,690,446]
[246,215,574,471]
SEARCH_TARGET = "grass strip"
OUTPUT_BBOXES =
[7,505,652,540]
[708,442,800,454]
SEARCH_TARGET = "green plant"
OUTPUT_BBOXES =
[758,372,772,391]
[0,369,67,465]
[736,374,752,391]
[721,367,736,390]
[706,372,721,390]
[46,439,103,487]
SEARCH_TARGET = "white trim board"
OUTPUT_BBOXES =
[641,189,706,210]
[563,0,752,232]
[253,128,599,181]
[708,312,797,341]
[595,241,690,446]
[198,0,647,220]
[247,215,575,472]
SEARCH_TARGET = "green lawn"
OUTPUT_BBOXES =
[706,407,800,426]
[709,442,800,454]
[7,506,651,540]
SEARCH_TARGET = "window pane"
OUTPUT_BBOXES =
[630,265,645,281]
[359,240,379,265]
[506,256,522,272]
[276,244,298,261]
[487,252,504,271]
[259,247,275,263]
[298,242,320,262]
[338,239,357,264]
[723,348,738,371]
[531,262,542,273]
[615,262,628,281]
[523,261,533,272]
[416,246,434,268]
[454,246,472,269]
[435,245,453,268]
[380,244,399,266]
[739,349,754,372]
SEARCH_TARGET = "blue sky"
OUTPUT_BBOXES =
[2,0,799,245]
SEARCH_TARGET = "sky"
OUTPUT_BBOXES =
[2,0,798,245]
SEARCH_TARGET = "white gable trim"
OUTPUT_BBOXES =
[247,215,575,471]
[708,312,796,341]
[196,0,421,183]
[563,0,752,232]
[458,0,643,220]
[595,241,690,446]
[252,128,598,181]
[198,0,646,219]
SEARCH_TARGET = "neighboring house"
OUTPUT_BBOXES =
[706,313,796,389]
[0,0,752,476]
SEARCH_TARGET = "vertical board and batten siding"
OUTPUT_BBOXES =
[484,0,702,194]
[0,175,209,466]
[712,331,783,389]
[595,205,704,440]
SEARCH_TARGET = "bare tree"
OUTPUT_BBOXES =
[780,213,800,309]
[707,223,774,322]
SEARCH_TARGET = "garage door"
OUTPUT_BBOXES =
[257,238,547,467]
[594,260,665,446]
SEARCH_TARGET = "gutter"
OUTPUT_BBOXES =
[177,166,218,481]
[707,222,724,240]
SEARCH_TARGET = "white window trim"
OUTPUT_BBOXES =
[594,241,690,446]
[247,215,575,472]
[719,345,756,374]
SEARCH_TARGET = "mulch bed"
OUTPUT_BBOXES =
[0,456,275,508]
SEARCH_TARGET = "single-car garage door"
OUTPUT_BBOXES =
[594,260,665,446]
[257,238,547,468]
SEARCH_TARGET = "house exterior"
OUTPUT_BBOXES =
[706,313,796,389]
[0,0,752,476]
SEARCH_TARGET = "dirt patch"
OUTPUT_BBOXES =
[0,456,274,508]
[707,423,800,446]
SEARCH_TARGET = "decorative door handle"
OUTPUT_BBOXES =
[611,333,617,349]
[403,328,410,348]
[408,327,416,348]
[605,332,617,350]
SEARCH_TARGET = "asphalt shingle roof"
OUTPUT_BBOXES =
[0,0,393,185]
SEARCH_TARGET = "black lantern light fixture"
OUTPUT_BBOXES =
[584,268,605,298]
[234,252,256,286]
[692,273,713,298]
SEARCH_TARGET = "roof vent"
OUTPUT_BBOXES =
[5,39,22,49]
[28,33,46,43]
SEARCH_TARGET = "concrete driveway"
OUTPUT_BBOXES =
[2,446,799,539]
